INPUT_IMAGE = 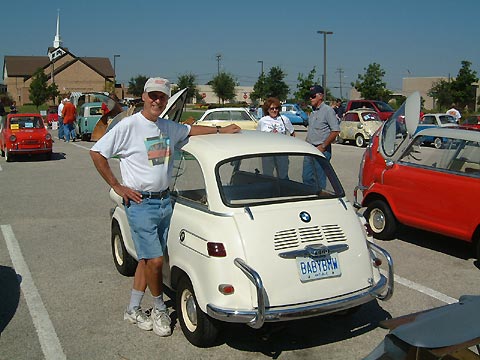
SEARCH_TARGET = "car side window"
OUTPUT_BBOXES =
[90,107,102,116]
[422,116,435,124]
[204,111,228,121]
[399,137,480,177]
[231,111,249,121]
[171,150,208,205]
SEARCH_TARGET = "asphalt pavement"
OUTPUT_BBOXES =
[0,128,478,359]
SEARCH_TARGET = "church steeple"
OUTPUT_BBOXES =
[48,9,66,61]
[53,9,62,48]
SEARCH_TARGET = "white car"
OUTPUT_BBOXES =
[108,91,394,347]
[195,107,258,130]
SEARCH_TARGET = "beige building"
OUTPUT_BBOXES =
[195,84,253,105]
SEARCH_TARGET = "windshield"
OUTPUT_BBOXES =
[9,116,44,129]
[216,153,344,207]
[375,101,394,112]
[381,102,407,157]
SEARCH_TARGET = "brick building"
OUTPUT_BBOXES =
[2,12,117,106]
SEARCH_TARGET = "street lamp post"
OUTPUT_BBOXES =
[257,60,264,76]
[113,54,120,88]
[317,30,333,92]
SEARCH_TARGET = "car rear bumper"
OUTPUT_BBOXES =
[207,242,394,329]
[8,147,52,154]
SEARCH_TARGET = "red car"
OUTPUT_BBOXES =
[46,105,59,126]
[0,113,53,161]
[354,92,480,260]
[460,115,480,130]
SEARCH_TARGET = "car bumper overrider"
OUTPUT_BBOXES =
[207,241,394,329]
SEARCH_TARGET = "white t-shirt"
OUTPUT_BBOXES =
[58,103,64,117]
[91,112,190,192]
[256,115,294,135]
[447,108,461,122]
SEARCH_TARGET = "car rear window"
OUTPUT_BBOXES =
[9,116,44,129]
[216,153,344,207]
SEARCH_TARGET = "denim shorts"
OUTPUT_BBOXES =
[124,196,172,260]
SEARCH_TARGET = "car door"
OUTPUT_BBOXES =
[382,135,479,241]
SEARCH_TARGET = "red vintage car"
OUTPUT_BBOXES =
[354,92,480,260]
[0,113,53,161]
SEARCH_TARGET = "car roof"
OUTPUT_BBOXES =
[205,107,248,112]
[346,108,377,113]
[7,113,42,118]
[183,130,320,166]
[415,126,480,141]
[422,113,450,116]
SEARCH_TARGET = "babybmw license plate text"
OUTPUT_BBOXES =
[296,253,341,282]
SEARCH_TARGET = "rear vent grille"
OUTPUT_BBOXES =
[274,225,346,251]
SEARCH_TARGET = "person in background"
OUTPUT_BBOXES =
[447,104,461,124]
[0,99,6,118]
[303,85,340,189]
[57,98,67,140]
[62,98,77,142]
[90,77,240,337]
[257,97,295,179]
[333,98,345,121]
[9,101,17,114]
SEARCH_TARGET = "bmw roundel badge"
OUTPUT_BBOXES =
[299,211,311,223]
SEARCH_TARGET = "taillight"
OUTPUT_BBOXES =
[9,135,16,142]
[372,257,382,267]
[207,242,226,257]
[218,284,234,295]
[45,134,52,141]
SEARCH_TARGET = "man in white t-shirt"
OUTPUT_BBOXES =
[90,77,240,337]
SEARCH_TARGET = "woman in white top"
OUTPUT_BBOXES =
[256,97,295,179]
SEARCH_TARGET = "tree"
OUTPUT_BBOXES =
[250,73,267,104]
[264,66,289,101]
[210,72,236,104]
[176,72,200,102]
[428,61,478,111]
[128,75,148,97]
[29,68,59,109]
[294,67,324,104]
[351,63,391,101]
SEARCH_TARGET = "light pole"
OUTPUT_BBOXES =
[257,60,264,76]
[317,30,333,92]
[113,54,120,88]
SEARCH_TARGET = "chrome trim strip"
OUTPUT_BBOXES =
[278,243,349,259]
[367,241,394,300]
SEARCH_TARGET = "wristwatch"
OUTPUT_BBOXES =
[216,126,221,134]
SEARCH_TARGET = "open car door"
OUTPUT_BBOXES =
[378,91,421,162]
[102,88,189,137]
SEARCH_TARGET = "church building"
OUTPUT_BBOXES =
[2,12,116,106]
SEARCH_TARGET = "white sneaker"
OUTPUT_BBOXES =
[152,307,172,337]
[124,306,153,331]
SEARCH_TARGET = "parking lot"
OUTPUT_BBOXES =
[0,126,478,359]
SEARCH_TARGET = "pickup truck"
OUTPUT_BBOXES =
[345,99,394,121]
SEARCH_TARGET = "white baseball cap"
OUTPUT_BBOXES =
[144,77,171,97]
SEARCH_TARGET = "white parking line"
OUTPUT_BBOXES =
[394,273,457,304]
[71,143,91,151]
[1,225,66,360]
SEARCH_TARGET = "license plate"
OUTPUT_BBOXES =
[296,253,341,282]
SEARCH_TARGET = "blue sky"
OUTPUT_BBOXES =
[2,0,479,98]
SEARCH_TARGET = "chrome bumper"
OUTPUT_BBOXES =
[206,242,394,329]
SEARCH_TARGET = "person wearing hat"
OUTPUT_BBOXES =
[303,85,340,188]
[90,77,240,337]
[62,98,77,142]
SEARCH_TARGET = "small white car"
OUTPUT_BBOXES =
[338,108,383,147]
[108,91,394,347]
[195,107,258,130]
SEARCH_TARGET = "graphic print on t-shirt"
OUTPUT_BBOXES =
[144,135,170,166]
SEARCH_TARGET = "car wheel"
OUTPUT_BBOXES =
[5,150,13,162]
[365,200,397,240]
[176,276,220,347]
[336,136,344,144]
[355,134,366,147]
[433,137,443,149]
[111,221,137,276]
